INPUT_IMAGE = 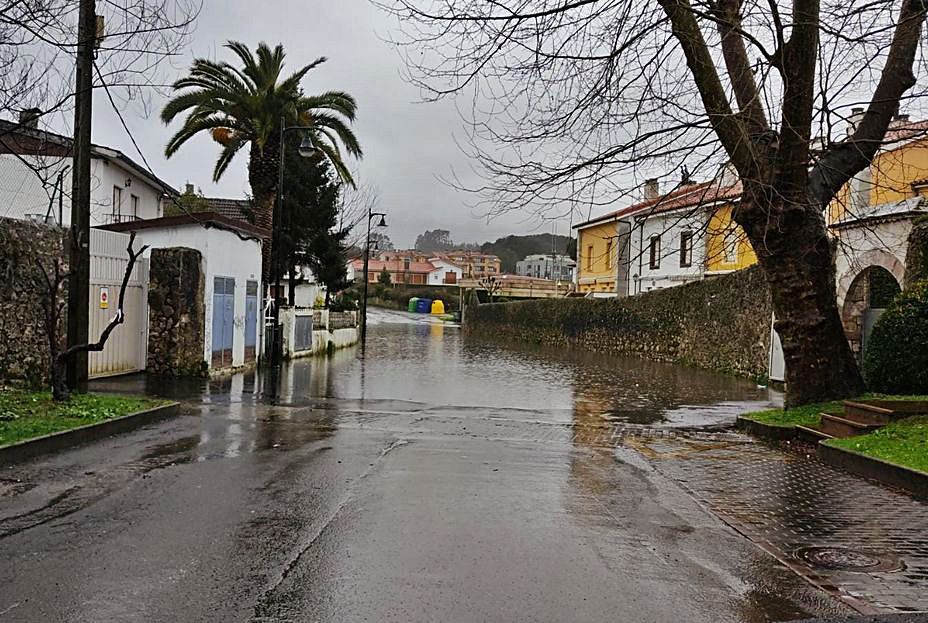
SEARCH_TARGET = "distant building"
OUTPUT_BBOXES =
[427,257,464,285]
[515,254,576,282]
[440,250,501,278]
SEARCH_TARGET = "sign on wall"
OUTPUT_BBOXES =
[99,286,109,309]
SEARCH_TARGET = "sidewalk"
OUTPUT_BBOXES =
[625,432,928,614]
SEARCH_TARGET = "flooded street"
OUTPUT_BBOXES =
[0,309,909,621]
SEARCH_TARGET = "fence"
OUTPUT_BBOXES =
[88,229,148,378]
[279,308,359,358]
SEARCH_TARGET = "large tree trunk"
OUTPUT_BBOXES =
[737,196,866,408]
[248,137,281,283]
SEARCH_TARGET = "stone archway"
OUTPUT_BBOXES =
[840,265,902,361]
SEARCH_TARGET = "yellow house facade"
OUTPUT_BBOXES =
[830,123,928,223]
[574,217,620,294]
[705,202,757,273]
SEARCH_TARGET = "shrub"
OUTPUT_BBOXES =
[863,281,928,394]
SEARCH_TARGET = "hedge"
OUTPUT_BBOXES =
[863,281,928,394]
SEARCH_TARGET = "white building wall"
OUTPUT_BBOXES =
[629,210,707,294]
[0,154,163,227]
[132,224,263,369]
[427,259,464,285]
[834,217,913,306]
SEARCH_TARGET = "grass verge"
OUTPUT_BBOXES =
[0,389,167,448]
[741,393,928,429]
[826,416,928,473]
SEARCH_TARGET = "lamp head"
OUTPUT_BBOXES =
[376,215,387,228]
[297,135,317,158]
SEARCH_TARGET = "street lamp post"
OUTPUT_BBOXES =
[267,121,317,367]
[360,207,387,348]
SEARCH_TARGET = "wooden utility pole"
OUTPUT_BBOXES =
[66,0,96,393]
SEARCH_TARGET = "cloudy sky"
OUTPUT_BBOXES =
[88,0,573,249]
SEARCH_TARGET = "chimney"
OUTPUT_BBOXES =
[185,183,195,195]
[18,108,41,129]
[894,113,910,123]
[643,178,660,201]
[847,107,865,136]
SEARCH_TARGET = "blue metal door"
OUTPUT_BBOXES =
[211,277,236,368]
[244,280,258,363]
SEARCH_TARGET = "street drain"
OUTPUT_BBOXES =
[795,546,905,573]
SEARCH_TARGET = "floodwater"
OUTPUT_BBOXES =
[0,308,857,622]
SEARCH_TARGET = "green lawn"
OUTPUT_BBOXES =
[826,416,928,473]
[0,390,166,448]
[739,401,838,428]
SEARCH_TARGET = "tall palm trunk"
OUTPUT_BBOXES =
[248,137,281,283]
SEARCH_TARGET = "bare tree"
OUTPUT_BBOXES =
[377,0,928,406]
[338,179,382,249]
[35,233,147,401]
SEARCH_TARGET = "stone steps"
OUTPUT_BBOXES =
[797,400,928,441]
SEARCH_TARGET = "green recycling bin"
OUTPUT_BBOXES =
[407,297,419,313]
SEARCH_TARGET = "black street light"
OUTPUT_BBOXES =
[267,121,317,366]
[360,207,387,348]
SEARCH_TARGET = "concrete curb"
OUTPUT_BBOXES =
[0,401,182,466]
[818,442,928,500]
[735,415,799,442]
[797,614,928,622]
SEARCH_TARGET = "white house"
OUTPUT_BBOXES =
[427,257,464,285]
[627,206,707,293]
[0,113,173,227]
[101,213,266,371]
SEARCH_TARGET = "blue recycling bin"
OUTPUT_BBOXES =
[415,298,432,313]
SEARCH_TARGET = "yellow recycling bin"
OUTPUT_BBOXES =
[430,299,445,315]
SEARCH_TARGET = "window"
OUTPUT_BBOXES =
[130,194,139,220]
[723,228,739,263]
[586,245,593,271]
[111,186,123,222]
[649,235,661,269]
[679,231,693,268]
[605,240,613,269]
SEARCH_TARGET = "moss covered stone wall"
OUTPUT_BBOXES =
[147,247,206,377]
[0,218,67,386]
[464,266,772,379]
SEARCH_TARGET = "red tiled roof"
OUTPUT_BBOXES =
[883,119,928,144]
[98,211,268,239]
[350,259,437,274]
[575,180,742,229]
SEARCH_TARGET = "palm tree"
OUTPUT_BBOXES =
[161,41,362,278]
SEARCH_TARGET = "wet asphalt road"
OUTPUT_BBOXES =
[0,310,853,622]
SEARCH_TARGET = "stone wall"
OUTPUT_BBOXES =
[465,266,772,379]
[0,217,67,386]
[147,247,206,377]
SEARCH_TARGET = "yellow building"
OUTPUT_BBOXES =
[573,215,621,294]
[830,117,928,223]
[705,202,757,273]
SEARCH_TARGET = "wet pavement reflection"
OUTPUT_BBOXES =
[3,309,920,622]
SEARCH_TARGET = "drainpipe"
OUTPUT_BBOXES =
[637,218,644,294]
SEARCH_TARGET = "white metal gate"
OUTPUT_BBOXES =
[88,229,147,378]
[768,313,785,383]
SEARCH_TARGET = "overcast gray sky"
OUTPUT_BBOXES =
[89,0,572,249]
